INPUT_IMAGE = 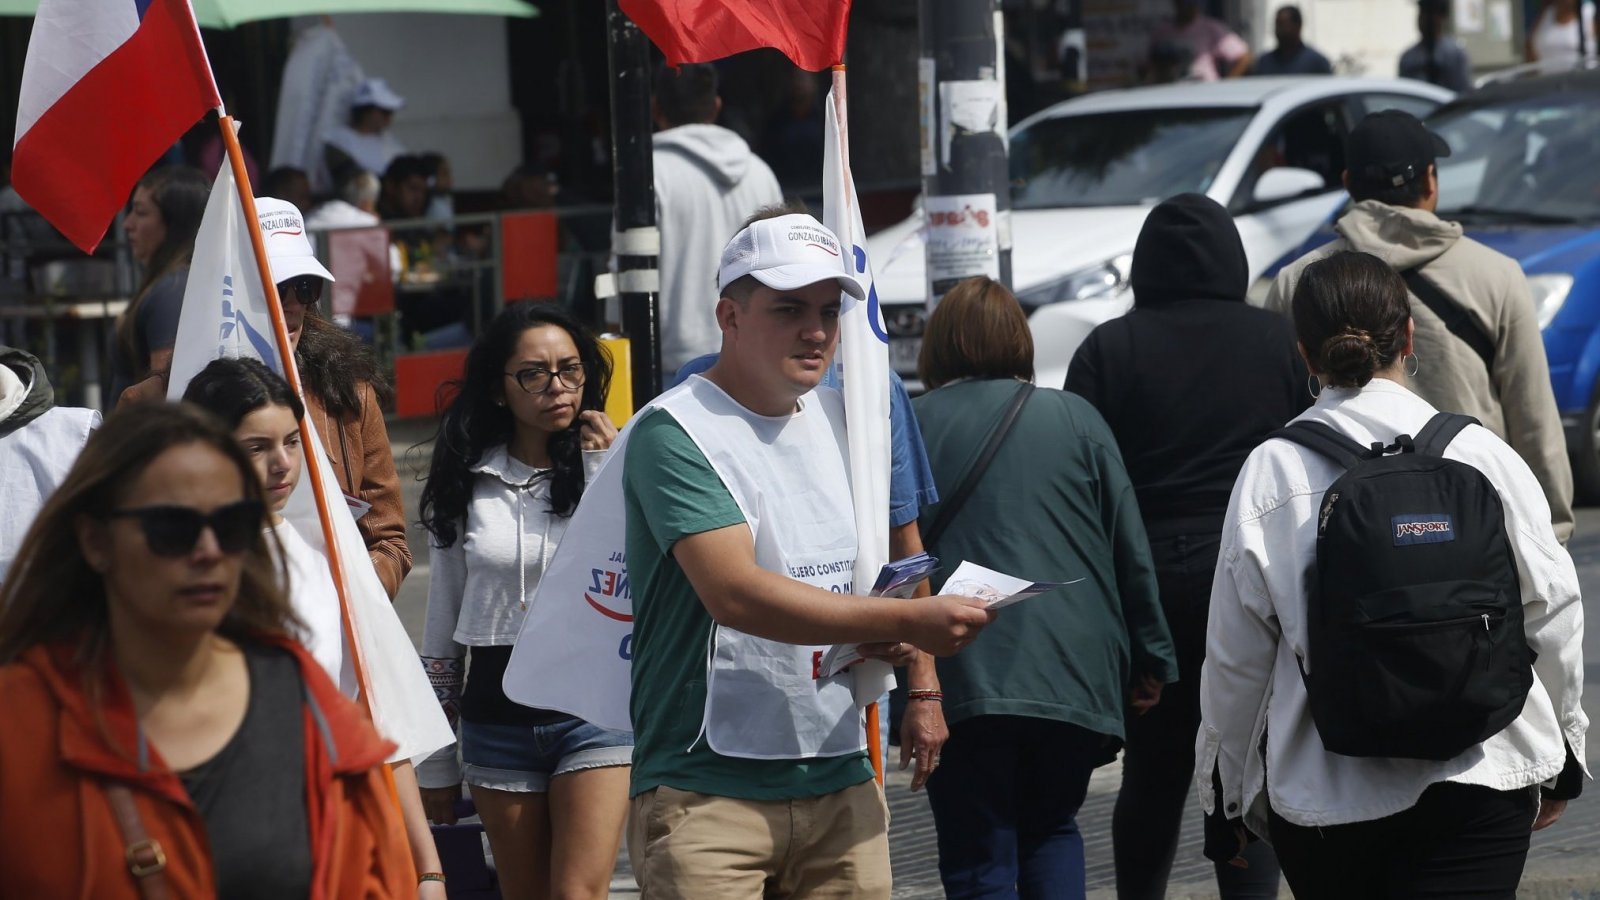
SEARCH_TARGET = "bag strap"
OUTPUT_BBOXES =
[103,782,172,900]
[1412,412,1480,458]
[923,382,1033,547]
[1401,269,1496,373]
[1271,420,1370,471]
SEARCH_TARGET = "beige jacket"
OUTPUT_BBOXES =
[1264,201,1574,543]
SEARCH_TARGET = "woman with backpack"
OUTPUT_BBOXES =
[1198,250,1585,899]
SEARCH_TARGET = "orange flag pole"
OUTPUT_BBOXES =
[215,115,399,798]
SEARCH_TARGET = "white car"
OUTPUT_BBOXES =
[868,76,1454,389]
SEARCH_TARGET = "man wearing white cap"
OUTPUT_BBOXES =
[324,77,406,189]
[621,208,995,898]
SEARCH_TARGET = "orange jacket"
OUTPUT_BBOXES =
[0,635,416,899]
[305,382,413,599]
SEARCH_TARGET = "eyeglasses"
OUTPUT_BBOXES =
[106,500,265,558]
[505,362,588,395]
[277,276,324,307]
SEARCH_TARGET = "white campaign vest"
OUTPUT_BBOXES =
[659,377,866,760]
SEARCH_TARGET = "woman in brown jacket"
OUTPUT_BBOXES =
[0,403,416,898]
[293,310,413,599]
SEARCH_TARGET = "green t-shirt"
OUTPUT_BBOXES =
[622,410,874,800]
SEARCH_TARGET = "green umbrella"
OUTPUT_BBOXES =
[0,0,537,27]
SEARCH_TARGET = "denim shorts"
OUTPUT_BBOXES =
[460,716,634,793]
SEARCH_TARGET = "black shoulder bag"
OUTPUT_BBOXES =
[922,382,1034,546]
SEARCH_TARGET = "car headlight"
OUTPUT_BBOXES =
[1015,254,1133,308]
[1527,274,1573,329]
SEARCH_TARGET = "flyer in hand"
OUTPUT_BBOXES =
[821,553,941,677]
[941,560,1072,609]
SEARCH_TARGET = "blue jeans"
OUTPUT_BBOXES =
[926,715,1105,899]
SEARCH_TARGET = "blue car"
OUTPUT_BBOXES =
[1270,67,1600,499]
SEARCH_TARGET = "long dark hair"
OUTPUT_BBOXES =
[117,166,208,373]
[0,404,293,666]
[420,303,612,548]
[295,310,393,419]
[182,357,306,427]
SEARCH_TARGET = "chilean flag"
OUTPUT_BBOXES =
[13,0,221,254]
[619,0,852,72]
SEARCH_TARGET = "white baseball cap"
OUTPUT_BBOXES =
[717,214,865,301]
[352,77,405,111]
[256,197,335,285]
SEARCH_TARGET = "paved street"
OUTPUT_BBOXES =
[387,418,1600,898]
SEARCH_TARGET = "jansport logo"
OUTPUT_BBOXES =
[1393,514,1455,546]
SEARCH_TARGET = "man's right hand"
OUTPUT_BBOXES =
[905,596,996,656]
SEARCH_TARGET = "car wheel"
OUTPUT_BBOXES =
[1572,394,1600,505]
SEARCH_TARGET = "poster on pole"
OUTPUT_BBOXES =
[925,193,1000,306]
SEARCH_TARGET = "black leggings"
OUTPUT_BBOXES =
[1111,530,1281,900]
[1268,781,1536,899]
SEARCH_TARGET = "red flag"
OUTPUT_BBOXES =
[619,0,852,71]
[13,0,221,254]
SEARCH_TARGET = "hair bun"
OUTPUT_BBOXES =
[1320,332,1383,386]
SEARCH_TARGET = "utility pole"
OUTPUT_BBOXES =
[919,0,1012,305]
[605,0,662,404]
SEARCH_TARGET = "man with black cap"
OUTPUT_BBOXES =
[1265,110,1573,542]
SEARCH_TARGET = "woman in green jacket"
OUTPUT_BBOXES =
[913,275,1177,900]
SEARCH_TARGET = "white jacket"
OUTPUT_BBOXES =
[1197,378,1586,834]
[652,124,783,373]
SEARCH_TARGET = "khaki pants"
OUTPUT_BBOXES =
[627,779,891,899]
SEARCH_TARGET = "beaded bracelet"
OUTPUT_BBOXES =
[907,689,944,702]
[419,872,447,885]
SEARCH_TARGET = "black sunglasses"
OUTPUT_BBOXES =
[106,500,265,558]
[278,276,325,307]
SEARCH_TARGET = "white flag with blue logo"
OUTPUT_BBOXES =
[166,159,451,764]
[825,77,896,705]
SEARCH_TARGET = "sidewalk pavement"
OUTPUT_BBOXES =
[387,416,1600,900]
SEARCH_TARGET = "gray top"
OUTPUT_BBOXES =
[179,644,312,899]
[1251,44,1334,75]
[109,268,187,400]
[1399,37,1473,92]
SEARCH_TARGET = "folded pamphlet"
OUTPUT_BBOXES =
[820,553,941,678]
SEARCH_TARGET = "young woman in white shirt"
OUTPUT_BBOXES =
[416,302,624,900]
[183,356,450,898]
[1198,251,1586,899]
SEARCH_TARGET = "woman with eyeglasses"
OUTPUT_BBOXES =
[0,403,415,898]
[259,196,414,601]
[416,301,627,900]
[182,355,453,898]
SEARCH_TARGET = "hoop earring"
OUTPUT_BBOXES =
[1403,352,1420,377]
[1307,374,1322,400]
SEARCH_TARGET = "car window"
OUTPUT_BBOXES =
[1354,93,1440,120]
[1432,90,1600,223]
[1009,107,1255,209]
[1230,100,1347,212]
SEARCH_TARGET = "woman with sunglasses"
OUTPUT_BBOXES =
[0,403,415,898]
[183,355,453,899]
[260,196,413,600]
[417,302,626,900]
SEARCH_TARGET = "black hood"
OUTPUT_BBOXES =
[0,345,54,434]
[1129,193,1248,307]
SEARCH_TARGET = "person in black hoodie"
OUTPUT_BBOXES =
[1064,193,1306,900]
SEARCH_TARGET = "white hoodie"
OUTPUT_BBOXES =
[652,124,783,373]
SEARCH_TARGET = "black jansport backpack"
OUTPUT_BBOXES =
[1274,412,1534,761]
